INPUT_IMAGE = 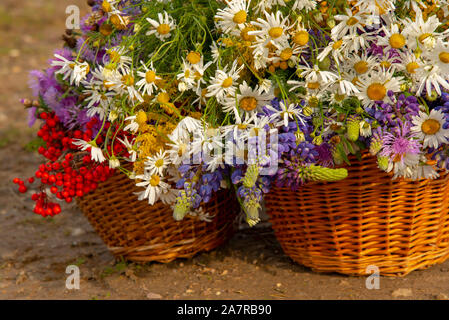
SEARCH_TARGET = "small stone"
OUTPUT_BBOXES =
[221,270,228,276]
[147,292,162,300]
[392,288,413,298]
[71,228,86,237]
[436,293,449,300]
[276,283,282,288]
[9,49,20,58]
[186,289,194,294]
[216,291,221,296]
[15,271,27,285]
[179,262,184,267]
[339,280,350,286]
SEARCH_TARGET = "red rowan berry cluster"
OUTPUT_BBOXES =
[13,111,130,217]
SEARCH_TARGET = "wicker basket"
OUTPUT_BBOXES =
[76,168,239,263]
[265,153,449,276]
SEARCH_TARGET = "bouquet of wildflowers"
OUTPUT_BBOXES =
[14,0,449,226]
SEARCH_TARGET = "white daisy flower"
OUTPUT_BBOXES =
[105,70,143,103]
[206,61,244,102]
[123,115,139,133]
[222,81,275,118]
[136,61,161,96]
[266,101,305,128]
[376,23,407,51]
[117,136,137,162]
[331,9,366,40]
[403,9,442,50]
[104,47,132,73]
[135,173,170,205]
[411,109,449,149]
[72,139,106,163]
[422,40,449,76]
[215,0,250,35]
[145,150,171,176]
[356,68,404,107]
[249,10,292,46]
[146,11,177,41]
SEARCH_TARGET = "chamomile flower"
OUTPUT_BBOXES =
[51,55,90,86]
[72,139,106,163]
[215,0,250,35]
[377,23,407,51]
[136,62,161,96]
[291,0,317,11]
[415,64,449,96]
[266,101,305,128]
[249,10,292,45]
[104,47,132,73]
[356,68,404,107]
[117,136,137,162]
[106,70,143,103]
[411,109,449,148]
[356,0,395,15]
[206,61,244,102]
[146,11,176,41]
[331,9,366,40]
[272,42,301,65]
[403,9,442,50]
[346,53,377,76]
[145,150,171,176]
[123,115,139,133]
[423,40,449,75]
[299,63,339,85]
[317,39,349,64]
[222,81,275,118]
[135,173,170,205]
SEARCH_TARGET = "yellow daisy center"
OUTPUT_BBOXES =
[292,31,309,46]
[145,70,156,83]
[109,51,121,64]
[187,51,201,64]
[332,40,343,50]
[121,75,135,86]
[101,0,112,13]
[334,93,346,102]
[380,61,391,69]
[354,61,369,74]
[149,175,160,187]
[422,119,441,135]
[280,48,293,61]
[222,77,233,88]
[268,27,284,39]
[419,33,432,44]
[406,61,420,73]
[439,52,449,64]
[157,92,170,104]
[367,83,387,101]
[346,17,359,26]
[157,24,171,35]
[307,82,320,90]
[389,33,406,49]
[233,10,247,24]
[136,111,148,126]
[155,159,165,168]
[239,97,258,112]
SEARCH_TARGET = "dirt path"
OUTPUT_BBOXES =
[1,0,449,300]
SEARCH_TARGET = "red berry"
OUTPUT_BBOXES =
[18,185,27,193]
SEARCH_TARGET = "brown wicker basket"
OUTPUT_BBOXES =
[76,168,239,263]
[265,153,449,276]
